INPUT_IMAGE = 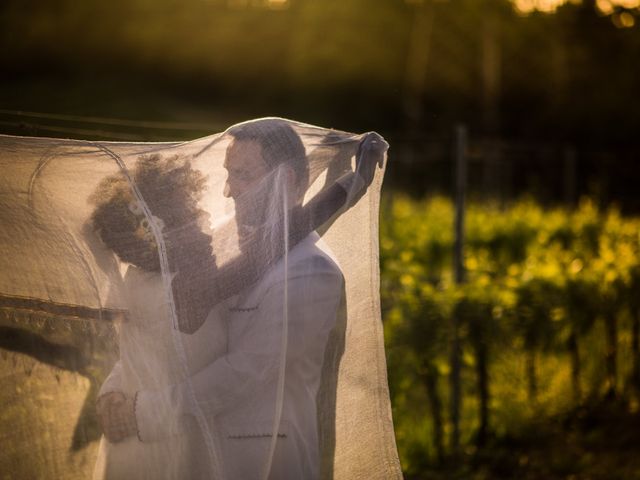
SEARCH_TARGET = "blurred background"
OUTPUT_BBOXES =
[2,0,640,478]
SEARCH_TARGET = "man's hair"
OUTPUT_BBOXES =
[227,119,309,192]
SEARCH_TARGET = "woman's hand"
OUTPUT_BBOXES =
[355,132,388,187]
[96,391,138,443]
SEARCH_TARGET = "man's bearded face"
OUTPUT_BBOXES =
[223,138,271,235]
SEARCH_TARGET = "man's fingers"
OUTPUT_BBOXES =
[103,413,129,443]
[104,395,137,443]
[96,391,136,443]
[96,392,126,429]
[97,391,125,408]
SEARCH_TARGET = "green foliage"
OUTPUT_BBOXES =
[381,194,640,475]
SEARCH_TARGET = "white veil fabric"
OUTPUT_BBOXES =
[0,118,401,479]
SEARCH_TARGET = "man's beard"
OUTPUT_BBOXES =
[232,168,296,252]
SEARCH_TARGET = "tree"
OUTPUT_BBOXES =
[453,285,502,447]
[513,278,562,402]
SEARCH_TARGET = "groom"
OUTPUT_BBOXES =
[99,119,385,479]
[205,119,346,478]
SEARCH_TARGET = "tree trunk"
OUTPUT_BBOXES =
[421,363,444,464]
[451,126,467,458]
[474,341,489,447]
[604,313,618,399]
[568,331,581,403]
[449,324,461,457]
[526,350,537,403]
[632,308,640,391]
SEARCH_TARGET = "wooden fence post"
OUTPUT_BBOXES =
[451,124,467,457]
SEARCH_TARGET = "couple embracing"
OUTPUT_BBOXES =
[89,118,386,480]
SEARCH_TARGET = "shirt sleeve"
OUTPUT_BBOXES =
[135,254,344,442]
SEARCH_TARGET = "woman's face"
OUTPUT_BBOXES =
[93,197,161,271]
[92,154,213,272]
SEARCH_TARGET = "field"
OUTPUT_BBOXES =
[381,195,640,479]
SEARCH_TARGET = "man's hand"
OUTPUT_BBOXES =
[355,132,388,187]
[96,391,138,443]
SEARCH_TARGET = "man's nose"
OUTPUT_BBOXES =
[223,181,232,198]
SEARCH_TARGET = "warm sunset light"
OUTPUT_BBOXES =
[513,0,640,13]
[2,0,640,477]
[227,0,289,9]
[612,9,636,25]
[266,0,289,10]
[513,0,575,13]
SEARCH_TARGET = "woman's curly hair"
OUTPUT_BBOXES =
[90,154,208,271]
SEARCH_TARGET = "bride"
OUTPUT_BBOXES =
[90,152,223,479]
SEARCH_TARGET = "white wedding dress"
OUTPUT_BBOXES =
[93,265,228,480]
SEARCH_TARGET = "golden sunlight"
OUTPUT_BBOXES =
[612,10,636,26]
[513,0,640,13]
[267,0,289,9]
[513,0,578,13]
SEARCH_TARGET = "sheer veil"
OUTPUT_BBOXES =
[0,118,401,479]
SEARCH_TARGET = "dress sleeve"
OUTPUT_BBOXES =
[98,360,123,397]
